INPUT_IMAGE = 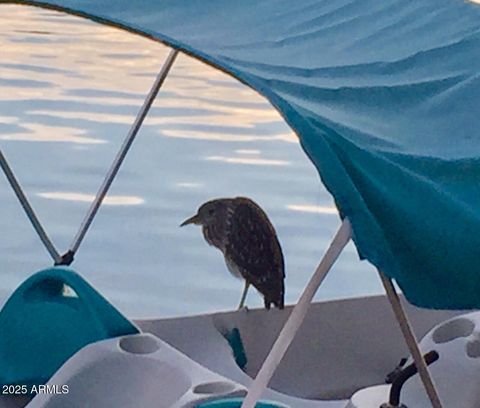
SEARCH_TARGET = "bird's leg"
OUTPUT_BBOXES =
[238,281,250,309]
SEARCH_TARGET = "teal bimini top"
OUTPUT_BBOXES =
[2,0,480,309]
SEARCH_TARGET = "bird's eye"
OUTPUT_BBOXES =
[208,209,215,215]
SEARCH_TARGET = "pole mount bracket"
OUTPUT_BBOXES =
[54,250,75,266]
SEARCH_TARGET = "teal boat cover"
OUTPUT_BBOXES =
[3,0,480,309]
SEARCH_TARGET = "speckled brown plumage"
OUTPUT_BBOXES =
[181,197,285,309]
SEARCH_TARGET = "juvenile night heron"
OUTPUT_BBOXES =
[180,197,285,310]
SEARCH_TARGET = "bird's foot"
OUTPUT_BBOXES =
[238,305,249,312]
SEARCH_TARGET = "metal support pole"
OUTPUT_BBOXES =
[0,150,61,263]
[379,272,444,408]
[66,49,179,261]
[241,218,352,408]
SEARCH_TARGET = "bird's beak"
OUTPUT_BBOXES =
[180,214,201,227]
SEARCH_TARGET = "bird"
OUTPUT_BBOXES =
[180,197,285,310]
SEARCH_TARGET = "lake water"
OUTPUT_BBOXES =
[0,4,382,318]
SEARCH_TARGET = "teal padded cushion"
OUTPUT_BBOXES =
[0,267,139,387]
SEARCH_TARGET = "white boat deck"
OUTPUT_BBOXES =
[0,295,462,408]
[137,295,459,406]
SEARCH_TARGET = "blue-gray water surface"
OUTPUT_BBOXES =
[0,5,382,318]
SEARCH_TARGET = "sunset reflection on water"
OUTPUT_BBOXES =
[0,4,380,317]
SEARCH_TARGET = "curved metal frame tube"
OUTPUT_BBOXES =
[68,48,179,258]
[0,150,61,263]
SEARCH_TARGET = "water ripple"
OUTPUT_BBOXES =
[38,192,144,206]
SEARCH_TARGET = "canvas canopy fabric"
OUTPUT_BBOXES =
[3,0,480,309]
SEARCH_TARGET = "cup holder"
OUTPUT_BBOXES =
[466,339,480,358]
[432,318,475,344]
[193,381,237,395]
[119,334,160,354]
